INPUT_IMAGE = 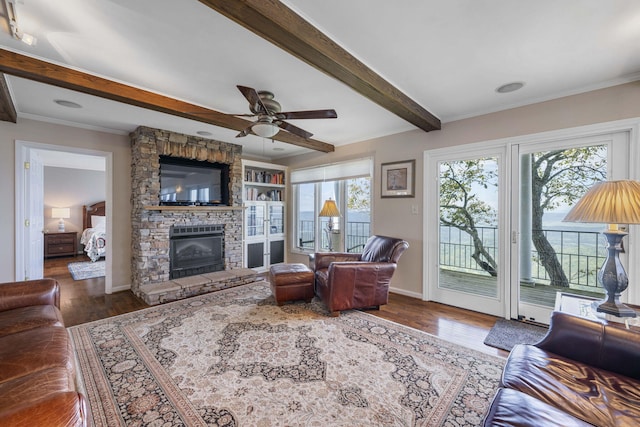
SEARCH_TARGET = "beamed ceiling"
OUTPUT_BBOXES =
[0,1,639,159]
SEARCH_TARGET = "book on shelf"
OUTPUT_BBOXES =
[245,170,285,185]
[244,187,283,201]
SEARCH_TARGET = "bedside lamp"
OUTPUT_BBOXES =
[52,208,71,232]
[319,198,341,251]
[563,180,640,317]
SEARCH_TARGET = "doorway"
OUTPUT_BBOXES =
[15,140,113,293]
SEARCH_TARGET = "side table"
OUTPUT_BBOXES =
[44,232,78,258]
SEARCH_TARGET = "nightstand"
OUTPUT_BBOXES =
[44,232,78,258]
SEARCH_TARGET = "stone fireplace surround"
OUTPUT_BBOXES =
[130,126,256,304]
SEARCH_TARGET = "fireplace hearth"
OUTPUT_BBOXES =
[170,224,224,279]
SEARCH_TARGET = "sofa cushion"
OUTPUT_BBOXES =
[483,388,593,427]
[502,344,640,426]
[0,326,74,383]
[0,305,64,337]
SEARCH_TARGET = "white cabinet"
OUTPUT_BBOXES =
[242,160,287,272]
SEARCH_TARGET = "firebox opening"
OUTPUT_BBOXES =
[170,224,224,279]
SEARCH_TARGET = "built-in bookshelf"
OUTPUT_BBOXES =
[242,160,286,202]
[241,160,287,272]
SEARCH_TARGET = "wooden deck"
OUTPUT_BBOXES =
[439,268,604,307]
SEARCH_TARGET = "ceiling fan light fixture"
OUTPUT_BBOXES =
[252,120,279,138]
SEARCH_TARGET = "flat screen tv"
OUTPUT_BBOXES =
[159,156,230,206]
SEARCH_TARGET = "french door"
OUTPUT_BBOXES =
[426,130,631,323]
[425,146,508,317]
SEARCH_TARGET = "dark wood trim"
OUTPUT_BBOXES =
[0,73,17,123]
[0,49,335,153]
[200,0,441,132]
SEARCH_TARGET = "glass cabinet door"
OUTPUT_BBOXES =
[246,204,266,238]
[269,203,284,235]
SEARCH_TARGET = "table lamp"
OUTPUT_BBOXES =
[563,180,640,317]
[318,198,341,251]
[51,207,71,232]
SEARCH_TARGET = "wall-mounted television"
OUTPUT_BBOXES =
[159,156,230,206]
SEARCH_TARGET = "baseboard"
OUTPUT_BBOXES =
[111,284,131,293]
[389,287,423,299]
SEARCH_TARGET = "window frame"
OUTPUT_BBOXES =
[291,159,372,254]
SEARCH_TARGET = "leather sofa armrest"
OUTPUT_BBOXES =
[328,261,397,289]
[313,252,362,271]
[0,392,89,427]
[0,279,61,311]
[536,311,640,379]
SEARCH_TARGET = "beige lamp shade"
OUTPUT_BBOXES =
[319,199,341,217]
[51,207,71,219]
[563,180,640,224]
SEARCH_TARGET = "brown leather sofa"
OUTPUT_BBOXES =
[310,235,409,316]
[484,311,640,426]
[0,279,90,426]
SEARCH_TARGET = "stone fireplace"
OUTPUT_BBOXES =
[130,126,247,301]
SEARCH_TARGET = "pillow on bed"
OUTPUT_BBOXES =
[91,215,106,231]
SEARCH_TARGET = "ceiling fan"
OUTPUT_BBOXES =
[234,85,337,139]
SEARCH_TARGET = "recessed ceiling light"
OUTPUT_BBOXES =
[273,147,285,152]
[197,131,212,136]
[496,82,525,94]
[54,99,82,108]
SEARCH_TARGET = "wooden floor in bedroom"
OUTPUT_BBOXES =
[44,256,508,358]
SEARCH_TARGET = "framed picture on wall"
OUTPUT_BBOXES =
[381,160,415,198]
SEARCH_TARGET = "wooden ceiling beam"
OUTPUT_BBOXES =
[0,49,335,153]
[0,73,17,123]
[199,0,441,132]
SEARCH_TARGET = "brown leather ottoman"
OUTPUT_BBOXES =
[269,263,315,306]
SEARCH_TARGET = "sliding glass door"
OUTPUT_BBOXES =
[426,148,506,316]
[512,133,629,323]
[425,130,631,323]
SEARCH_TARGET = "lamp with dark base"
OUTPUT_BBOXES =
[563,180,640,318]
[597,228,636,317]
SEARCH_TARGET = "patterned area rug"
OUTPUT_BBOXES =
[68,260,105,280]
[69,282,505,426]
[483,319,548,351]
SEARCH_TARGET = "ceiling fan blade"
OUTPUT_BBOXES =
[237,85,269,115]
[278,120,313,139]
[235,125,254,138]
[276,109,338,120]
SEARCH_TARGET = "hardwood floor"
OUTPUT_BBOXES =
[44,255,148,327]
[45,257,508,358]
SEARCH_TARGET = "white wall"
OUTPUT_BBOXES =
[282,82,640,298]
[0,118,131,287]
[44,166,106,248]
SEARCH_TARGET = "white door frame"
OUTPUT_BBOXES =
[423,117,640,319]
[15,140,114,294]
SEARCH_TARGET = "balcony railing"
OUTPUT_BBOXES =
[298,220,371,252]
[439,225,607,289]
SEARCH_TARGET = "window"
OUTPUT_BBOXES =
[292,159,372,253]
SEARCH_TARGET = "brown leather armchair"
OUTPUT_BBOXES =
[310,235,409,316]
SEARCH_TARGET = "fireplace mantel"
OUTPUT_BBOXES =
[144,205,244,212]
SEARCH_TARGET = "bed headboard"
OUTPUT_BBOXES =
[83,201,106,230]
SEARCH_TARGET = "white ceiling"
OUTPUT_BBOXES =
[2,0,640,160]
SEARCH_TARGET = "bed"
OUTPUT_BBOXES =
[81,201,106,262]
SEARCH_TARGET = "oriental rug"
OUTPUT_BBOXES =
[69,282,505,426]
[68,260,105,280]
